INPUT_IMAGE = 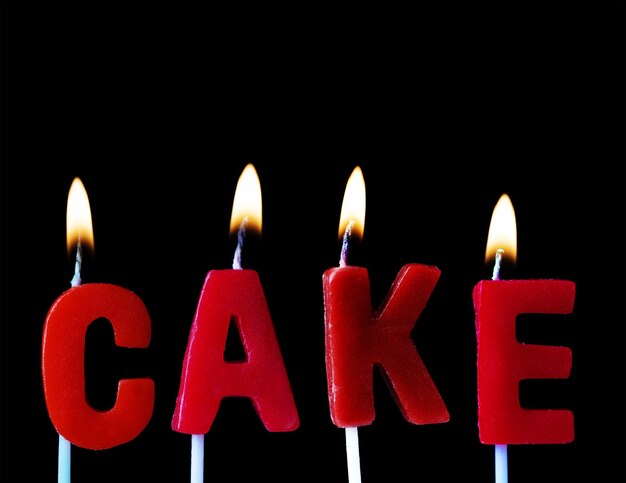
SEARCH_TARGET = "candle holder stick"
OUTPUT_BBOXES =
[492,248,508,483]
[495,444,508,483]
[345,426,362,483]
[190,217,249,483]
[58,434,71,483]
[58,239,83,483]
[339,220,362,483]
[190,434,204,483]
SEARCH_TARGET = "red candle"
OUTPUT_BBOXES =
[42,283,154,449]
[323,167,449,428]
[172,164,299,435]
[473,194,576,445]
[324,264,450,427]
[171,269,300,433]
[42,178,154,453]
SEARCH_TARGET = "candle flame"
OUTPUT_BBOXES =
[485,193,517,264]
[66,177,94,253]
[229,163,262,236]
[338,166,366,240]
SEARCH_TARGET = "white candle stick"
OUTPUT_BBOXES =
[57,240,83,483]
[495,444,508,483]
[190,218,248,483]
[338,220,362,483]
[492,248,508,483]
[345,426,362,483]
[190,434,204,483]
[58,435,71,483]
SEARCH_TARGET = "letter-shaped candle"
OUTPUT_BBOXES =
[42,284,154,449]
[322,167,449,483]
[323,167,449,427]
[324,264,449,426]
[41,178,154,483]
[473,194,575,483]
[172,164,299,483]
[171,269,300,433]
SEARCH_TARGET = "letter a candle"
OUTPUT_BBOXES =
[473,193,576,483]
[41,178,154,482]
[172,164,299,483]
[322,167,449,483]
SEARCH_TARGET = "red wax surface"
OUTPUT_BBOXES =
[322,263,449,427]
[172,269,299,434]
[41,283,154,450]
[473,279,576,444]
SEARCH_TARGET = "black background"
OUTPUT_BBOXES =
[1,1,624,482]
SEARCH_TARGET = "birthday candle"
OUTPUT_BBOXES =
[473,193,576,482]
[322,167,449,482]
[172,164,299,483]
[42,178,154,481]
